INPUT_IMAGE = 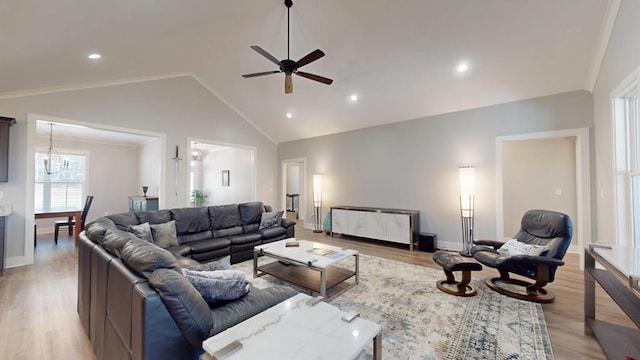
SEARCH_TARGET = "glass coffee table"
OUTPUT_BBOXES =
[253,238,359,298]
[201,293,381,360]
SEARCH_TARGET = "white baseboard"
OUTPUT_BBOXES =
[6,256,31,268]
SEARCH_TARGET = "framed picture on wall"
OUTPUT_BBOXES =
[222,170,230,186]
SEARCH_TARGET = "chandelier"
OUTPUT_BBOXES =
[191,142,202,161]
[42,123,69,175]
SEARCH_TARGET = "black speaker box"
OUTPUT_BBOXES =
[418,233,437,252]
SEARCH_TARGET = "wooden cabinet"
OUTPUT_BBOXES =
[331,206,420,251]
[128,196,159,212]
[0,117,16,182]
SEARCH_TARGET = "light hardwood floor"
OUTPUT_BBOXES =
[0,224,633,359]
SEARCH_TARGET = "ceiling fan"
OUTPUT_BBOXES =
[242,0,333,94]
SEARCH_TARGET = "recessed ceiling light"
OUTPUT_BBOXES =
[456,63,469,73]
[349,94,358,102]
[286,112,293,119]
[88,53,102,60]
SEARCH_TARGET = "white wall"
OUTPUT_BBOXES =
[286,164,300,194]
[278,90,593,250]
[502,138,577,241]
[33,137,139,236]
[202,147,255,205]
[593,0,640,246]
[138,138,162,199]
[0,75,276,266]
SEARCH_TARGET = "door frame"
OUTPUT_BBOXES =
[495,127,591,269]
[281,158,306,223]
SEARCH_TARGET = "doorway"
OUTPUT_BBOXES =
[188,139,256,206]
[281,158,306,223]
[496,128,591,268]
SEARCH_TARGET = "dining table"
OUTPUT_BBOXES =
[35,207,82,246]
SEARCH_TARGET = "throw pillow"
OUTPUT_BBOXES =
[150,220,180,249]
[183,269,251,304]
[258,211,284,230]
[497,239,546,257]
[182,255,231,272]
[127,222,153,242]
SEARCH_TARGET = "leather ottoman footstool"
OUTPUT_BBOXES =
[432,251,482,297]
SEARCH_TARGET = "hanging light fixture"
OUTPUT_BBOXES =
[42,123,69,175]
[191,142,202,161]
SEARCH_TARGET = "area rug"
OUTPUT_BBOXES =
[233,254,553,360]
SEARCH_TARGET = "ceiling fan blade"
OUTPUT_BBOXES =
[295,49,325,68]
[285,74,293,94]
[242,71,281,78]
[295,71,333,85]
[250,46,282,66]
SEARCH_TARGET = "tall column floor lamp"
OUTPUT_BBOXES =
[313,174,323,233]
[459,166,475,257]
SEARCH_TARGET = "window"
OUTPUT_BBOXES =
[613,69,640,247]
[34,151,86,209]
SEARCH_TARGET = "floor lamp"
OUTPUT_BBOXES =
[459,166,475,257]
[313,174,323,233]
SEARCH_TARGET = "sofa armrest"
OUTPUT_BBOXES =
[473,239,505,250]
[281,218,296,228]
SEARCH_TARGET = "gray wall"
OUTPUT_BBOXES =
[0,75,276,266]
[593,0,640,246]
[502,138,577,247]
[278,90,593,250]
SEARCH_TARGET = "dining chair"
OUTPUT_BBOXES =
[54,195,94,244]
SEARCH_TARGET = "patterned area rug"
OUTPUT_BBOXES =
[233,254,553,360]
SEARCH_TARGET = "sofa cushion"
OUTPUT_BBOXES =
[120,239,181,278]
[171,207,211,235]
[168,244,192,257]
[150,220,180,249]
[259,211,283,230]
[175,255,200,268]
[227,233,262,246]
[243,223,259,233]
[148,268,213,348]
[183,256,231,271]
[106,212,140,231]
[209,285,298,335]
[177,230,214,245]
[190,238,231,254]
[259,226,287,239]
[208,205,242,230]
[135,210,172,225]
[213,226,244,238]
[183,270,251,305]
[239,202,265,226]
[102,228,138,257]
[127,222,153,242]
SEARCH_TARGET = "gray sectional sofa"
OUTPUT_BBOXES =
[77,201,298,360]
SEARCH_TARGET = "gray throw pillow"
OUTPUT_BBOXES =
[150,220,179,249]
[258,211,284,230]
[183,269,251,304]
[127,222,153,242]
[182,255,231,272]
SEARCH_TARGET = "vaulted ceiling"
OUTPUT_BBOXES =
[0,1,612,143]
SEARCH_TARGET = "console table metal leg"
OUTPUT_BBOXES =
[355,253,360,285]
[584,249,595,336]
[373,332,382,360]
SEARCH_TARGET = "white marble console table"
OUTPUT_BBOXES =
[331,206,420,251]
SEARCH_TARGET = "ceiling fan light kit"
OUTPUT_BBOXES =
[242,0,333,94]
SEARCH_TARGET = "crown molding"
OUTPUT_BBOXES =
[584,0,621,92]
[0,72,193,100]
